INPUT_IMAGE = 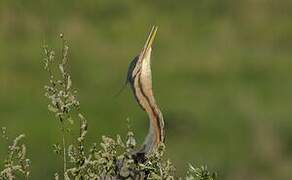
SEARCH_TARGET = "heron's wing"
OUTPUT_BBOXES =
[126,56,139,84]
[114,56,139,97]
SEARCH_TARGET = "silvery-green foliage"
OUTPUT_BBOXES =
[43,35,80,125]
[185,164,217,180]
[0,129,30,180]
[43,34,88,179]
[65,129,174,179]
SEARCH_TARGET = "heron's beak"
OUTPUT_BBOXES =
[140,26,158,61]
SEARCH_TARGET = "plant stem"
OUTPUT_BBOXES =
[60,119,67,179]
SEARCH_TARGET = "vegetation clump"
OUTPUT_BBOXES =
[0,128,30,180]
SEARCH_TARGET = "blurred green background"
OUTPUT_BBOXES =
[1,0,292,179]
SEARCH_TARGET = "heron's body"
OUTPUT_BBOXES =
[127,26,164,155]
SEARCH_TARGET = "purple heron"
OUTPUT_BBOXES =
[126,26,165,158]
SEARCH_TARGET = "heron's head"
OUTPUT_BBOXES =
[127,26,158,85]
[139,26,157,67]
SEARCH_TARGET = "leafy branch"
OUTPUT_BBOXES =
[0,128,30,180]
[43,34,84,179]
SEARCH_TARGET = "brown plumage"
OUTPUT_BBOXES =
[126,26,165,156]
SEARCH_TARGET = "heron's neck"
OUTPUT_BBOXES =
[136,49,164,154]
[140,105,164,154]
